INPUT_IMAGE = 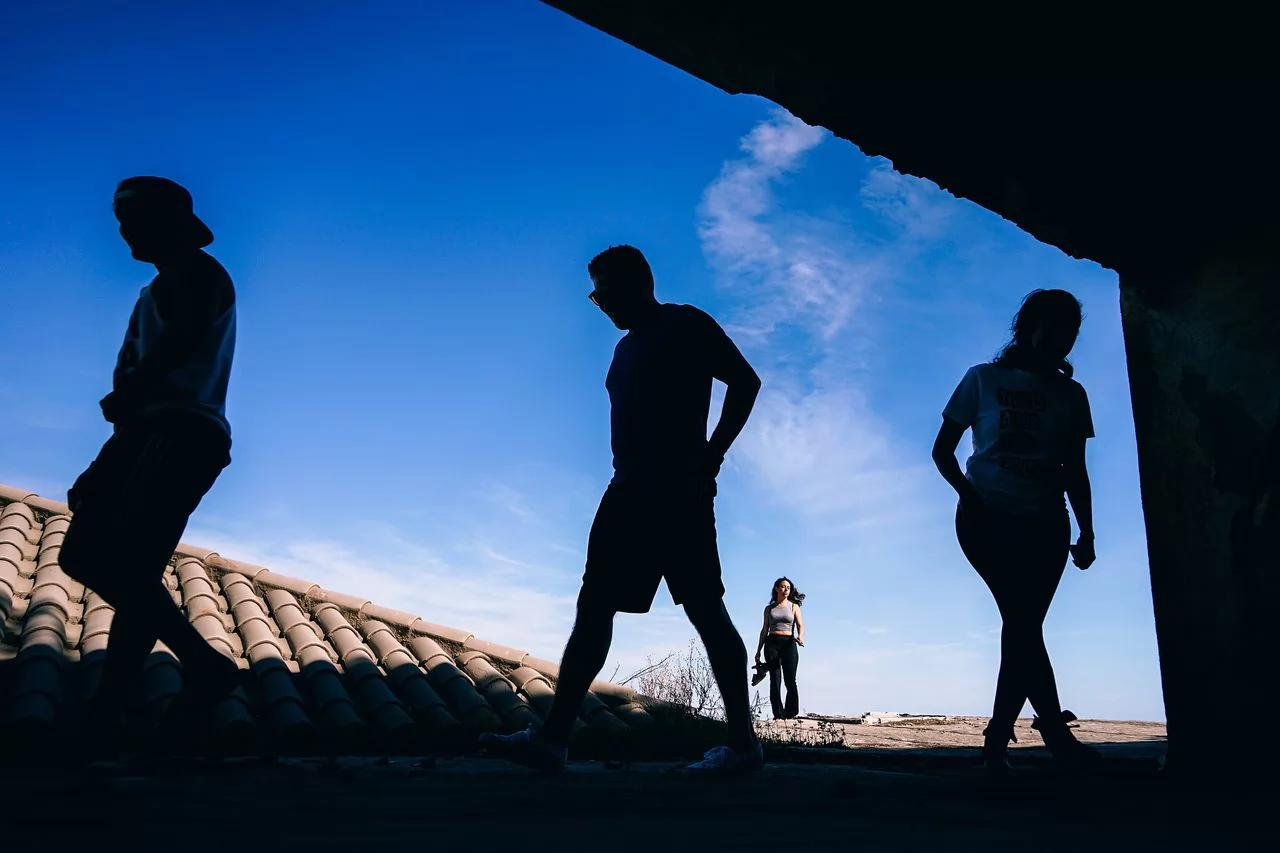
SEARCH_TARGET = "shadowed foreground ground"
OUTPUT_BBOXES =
[9,735,1268,851]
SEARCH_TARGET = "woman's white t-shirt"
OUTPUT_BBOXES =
[943,362,1094,518]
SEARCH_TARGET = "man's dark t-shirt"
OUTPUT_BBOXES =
[606,303,741,485]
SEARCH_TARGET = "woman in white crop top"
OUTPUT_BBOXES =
[932,289,1100,774]
[753,577,805,720]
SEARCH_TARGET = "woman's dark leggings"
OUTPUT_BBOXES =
[763,634,799,720]
[955,503,1070,737]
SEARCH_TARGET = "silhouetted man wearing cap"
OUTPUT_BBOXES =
[482,245,764,773]
[60,177,240,744]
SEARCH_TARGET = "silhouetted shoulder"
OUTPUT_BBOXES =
[152,251,235,325]
[942,364,986,426]
[181,251,235,311]
[1067,377,1095,438]
[662,303,708,320]
[190,251,236,303]
[664,303,729,337]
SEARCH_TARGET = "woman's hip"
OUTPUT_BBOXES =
[955,502,1070,575]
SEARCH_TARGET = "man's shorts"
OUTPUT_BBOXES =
[579,481,725,614]
[60,415,230,600]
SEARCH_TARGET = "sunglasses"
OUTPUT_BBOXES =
[589,290,620,311]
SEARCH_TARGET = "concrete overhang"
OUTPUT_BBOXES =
[541,1,1277,275]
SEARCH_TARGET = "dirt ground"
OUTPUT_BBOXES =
[759,713,1168,756]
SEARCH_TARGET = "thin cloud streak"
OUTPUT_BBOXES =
[697,109,945,524]
[184,523,580,657]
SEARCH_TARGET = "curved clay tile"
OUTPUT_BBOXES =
[455,650,541,733]
[0,484,677,756]
[265,588,369,746]
[406,635,503,731]
[220,572,315,746]
[358,620,458,730]
[311,602,416,742]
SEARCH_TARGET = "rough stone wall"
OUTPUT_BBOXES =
[1120,250,1280,772]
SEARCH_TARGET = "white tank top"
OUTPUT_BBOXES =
[116,266,236,435]
[768,601,795,634]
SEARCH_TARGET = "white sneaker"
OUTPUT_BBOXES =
[479,725,568,773]
[687,742,764,773]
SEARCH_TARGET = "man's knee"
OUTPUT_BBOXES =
[570,597,616,635]
[687,601,746,661]
[682,595,729,628]
[1002,615,1044,638]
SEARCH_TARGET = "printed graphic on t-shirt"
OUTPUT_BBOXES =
[993,387,1054,480]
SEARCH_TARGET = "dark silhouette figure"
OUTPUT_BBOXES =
[932,289,1101,774]
[59,177,240,745]
[482,245,764,772]
[753,577,804,719]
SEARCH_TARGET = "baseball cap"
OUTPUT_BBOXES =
[113,176,214,248]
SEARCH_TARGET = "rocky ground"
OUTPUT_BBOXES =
[758,712,1167,758]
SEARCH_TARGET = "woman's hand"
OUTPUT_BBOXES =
[796,638,804,647]
[753,651,762,664]
[1070,535,1096,570]
[958,485,985,521]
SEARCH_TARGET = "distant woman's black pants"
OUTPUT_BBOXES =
[763,634,799,720]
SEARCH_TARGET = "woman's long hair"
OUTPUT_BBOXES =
[769,576,806,606]
[993,289,1083,378]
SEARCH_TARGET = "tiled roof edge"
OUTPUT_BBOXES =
[0,482,646,701]
[0,484,69,517]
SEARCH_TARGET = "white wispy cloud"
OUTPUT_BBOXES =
[859,163,956,241]
[697,109,945,524]
[698,113,869,346]
[482,482,541,523]
[183,520,581,659]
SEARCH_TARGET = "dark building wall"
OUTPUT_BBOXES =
[1121,252,1280,772]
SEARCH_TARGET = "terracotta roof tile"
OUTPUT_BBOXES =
[414,620,474,646]
[357,602,425,633]
[463,637,529,668]
[359,620,458,729]
[456,650,542,732]
[0,483,670,755]
[407,635,504,731]
[245,569,319,599]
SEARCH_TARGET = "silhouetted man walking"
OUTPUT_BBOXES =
[483,245,764,772]
[60,177,240,743]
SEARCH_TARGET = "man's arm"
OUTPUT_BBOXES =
[703,318,762,471]
[106,261,229,418]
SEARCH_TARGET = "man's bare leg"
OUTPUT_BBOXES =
[684,597,756,751]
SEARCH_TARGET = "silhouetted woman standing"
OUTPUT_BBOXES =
[754,577,805,720]
[932,289,1101,773]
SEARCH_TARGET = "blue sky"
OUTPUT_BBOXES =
[0,0,1164,720]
